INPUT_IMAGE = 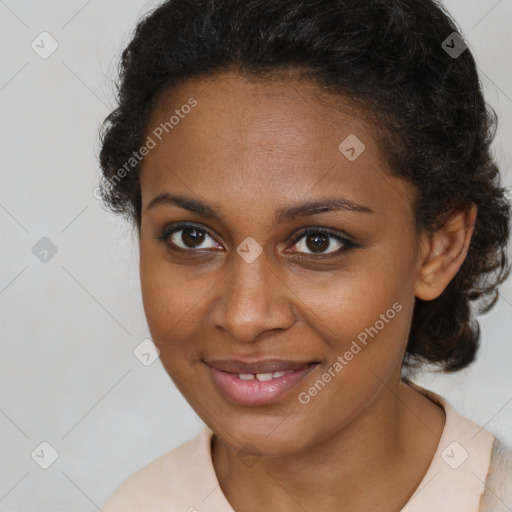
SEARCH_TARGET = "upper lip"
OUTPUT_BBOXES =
[205,358,317,374]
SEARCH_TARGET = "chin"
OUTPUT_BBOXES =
[211,414,315,458]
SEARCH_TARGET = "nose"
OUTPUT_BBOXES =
[208,249,296,344]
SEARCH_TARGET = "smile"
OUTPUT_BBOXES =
[205,360,319,406]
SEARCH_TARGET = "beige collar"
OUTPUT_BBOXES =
[399,380,494,511]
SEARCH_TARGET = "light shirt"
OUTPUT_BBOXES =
[103,381,512,511]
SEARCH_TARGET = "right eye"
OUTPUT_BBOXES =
[156,222,223,252]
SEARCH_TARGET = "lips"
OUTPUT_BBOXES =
[206,358,313,374]
[205,358,320,406]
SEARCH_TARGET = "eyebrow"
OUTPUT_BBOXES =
[145,192,375,224]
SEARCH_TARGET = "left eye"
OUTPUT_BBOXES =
[289,228,352,255]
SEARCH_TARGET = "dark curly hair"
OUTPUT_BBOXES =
[98,0,510,373]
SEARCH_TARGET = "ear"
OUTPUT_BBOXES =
[414,204,477,301]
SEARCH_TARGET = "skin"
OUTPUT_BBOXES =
[138,71,477,512]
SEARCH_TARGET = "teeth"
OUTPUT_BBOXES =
[237,370,291,380]
[255,373,273,381]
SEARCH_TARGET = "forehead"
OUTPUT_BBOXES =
[139,72,415,224]
[146,71,372,152]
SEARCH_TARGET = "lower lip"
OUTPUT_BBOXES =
[207,363,319,406]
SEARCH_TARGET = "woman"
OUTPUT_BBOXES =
[98,0,512,510]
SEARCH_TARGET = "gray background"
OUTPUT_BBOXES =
[0,0,511,510]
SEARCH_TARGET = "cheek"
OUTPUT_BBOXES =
[289,260,410,342]
[140,260,173,337]
[139,248,213,362]
[290,273,412,431]
[286,254,415,401]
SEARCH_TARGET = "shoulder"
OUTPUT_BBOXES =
[102,427,214,512]
[402,379,498,511]
[409,378,512,512]
[479,437,512,511]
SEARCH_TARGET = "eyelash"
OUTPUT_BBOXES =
[154,221,358,258]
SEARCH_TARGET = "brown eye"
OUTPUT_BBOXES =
[304,233,330,253]
[156,223,356,258]
[156,222,222,252]
[179,228,205,248]
[289,227,355,257]
[170,227,218,250]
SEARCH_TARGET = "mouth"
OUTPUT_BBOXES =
[204,359,320,406]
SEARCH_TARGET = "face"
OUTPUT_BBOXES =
[138,72,425,456]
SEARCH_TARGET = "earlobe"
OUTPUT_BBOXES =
[414,204,477,301]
